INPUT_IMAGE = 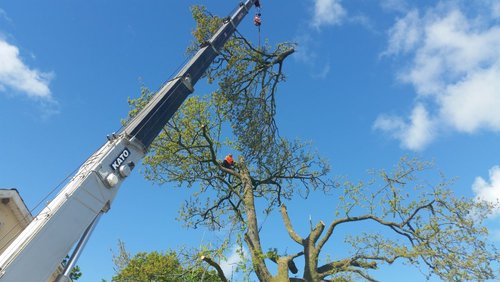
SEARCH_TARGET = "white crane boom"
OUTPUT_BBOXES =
[0,1,259,280]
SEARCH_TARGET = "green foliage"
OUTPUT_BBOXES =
[111,241,220,282]
[188,6,223,55]
[321,157,500,281]
[125,6,324,232]
[124,4,500,282]
[189,5,296,160]
[62,255,82,280]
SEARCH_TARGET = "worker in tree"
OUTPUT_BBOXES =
[222,154,235,170]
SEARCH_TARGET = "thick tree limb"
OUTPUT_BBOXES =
[317,201,435,252]
[200,256,228,282]
[268,251,304,275]
[317,258,378,276]
[280,204,303,244]
[347,268,378,282]
[310,220,326,245]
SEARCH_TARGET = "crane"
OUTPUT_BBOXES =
[0,1,260,281]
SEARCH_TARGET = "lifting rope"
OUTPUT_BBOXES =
[254,1,262,48]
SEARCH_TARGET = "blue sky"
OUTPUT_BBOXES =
[1,0,500,281]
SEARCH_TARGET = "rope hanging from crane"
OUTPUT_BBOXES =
[254,0,262,48]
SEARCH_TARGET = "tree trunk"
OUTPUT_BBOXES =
[303,236,320,282]
[239,159,274,281]
[275,257,293,282]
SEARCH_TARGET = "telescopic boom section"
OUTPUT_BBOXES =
[0,1,258,281]
[125,0,257,149]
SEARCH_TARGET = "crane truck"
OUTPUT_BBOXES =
[0,1,260,281]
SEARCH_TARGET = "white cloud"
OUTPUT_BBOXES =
[473,166,500,216]
[440,65,500,133]
[384,10,421,55]
[311,0,346,29]
[294,0,347,79]
[374,103,435,150]
[0,38,53,99]
[376,1,500,150]
[494,5,500,19]
[482,0,500,19]
[0,9,11,23]
[401,10,500,97]
[219,245,248,279]
[380,0,409,13]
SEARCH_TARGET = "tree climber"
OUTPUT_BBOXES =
[222,154,235,170]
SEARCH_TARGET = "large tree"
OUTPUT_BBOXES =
[125,6,499,281]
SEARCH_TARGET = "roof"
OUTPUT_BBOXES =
[0,188,32,226]
[0,189,63,278]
